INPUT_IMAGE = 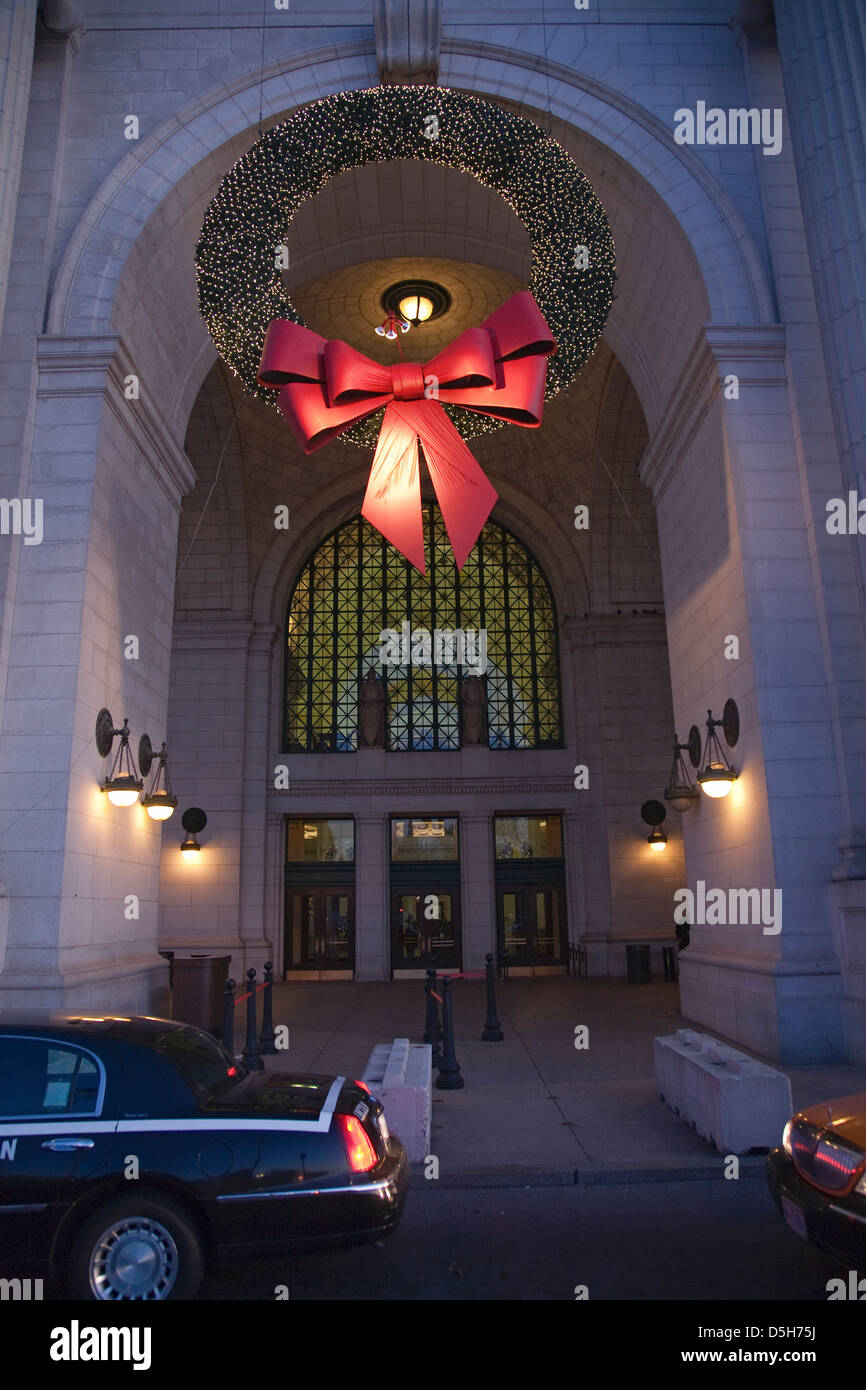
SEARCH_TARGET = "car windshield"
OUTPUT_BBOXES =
[155,1027,247,1103]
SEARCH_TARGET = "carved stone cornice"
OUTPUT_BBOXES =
[730,0,776,46]
[562,613,668,650]
[270,778,575,798]
[638,325,786,505]
[36,334,196,507]
[170,616,255,651]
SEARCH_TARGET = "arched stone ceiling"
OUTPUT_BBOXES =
[293,255,524,359]
[284,159,531,292]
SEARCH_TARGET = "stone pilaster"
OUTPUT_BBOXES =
[354,814,388,979]
[0,0,38,339]
[459,812,495,969]
[775,2,866,515]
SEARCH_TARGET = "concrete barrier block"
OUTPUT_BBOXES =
[654,1031,792,1154]
[363,1039,431,1163]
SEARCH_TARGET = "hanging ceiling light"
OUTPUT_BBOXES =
[397,291,434,325]
[381,279,451,329]
[697,700,740,798]
[664,731,701,812]
[95,709,143,807]
[641,799,668,852]
[139,737,178,821]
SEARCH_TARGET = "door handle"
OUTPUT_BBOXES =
[41,1137,95,1151]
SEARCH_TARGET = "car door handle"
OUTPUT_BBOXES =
[41,1137,95,1151]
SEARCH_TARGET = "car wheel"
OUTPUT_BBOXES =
[68,1194,205,1300]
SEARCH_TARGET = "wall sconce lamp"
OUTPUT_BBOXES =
[139,736,178,821]
[697,699,740,798]
[641,799,668,852]
[180,806,207,857]
[96,708,143,807]
[664,730,701,812]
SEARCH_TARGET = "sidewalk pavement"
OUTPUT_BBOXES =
[251,977,866,1185]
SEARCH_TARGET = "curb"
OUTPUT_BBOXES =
[408,1157,768,1189]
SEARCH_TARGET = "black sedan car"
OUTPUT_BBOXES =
[0,1012,408,1299]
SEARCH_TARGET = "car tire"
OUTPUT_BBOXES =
[67,1193,205,1301]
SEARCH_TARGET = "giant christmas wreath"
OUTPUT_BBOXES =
[195,85,615,569]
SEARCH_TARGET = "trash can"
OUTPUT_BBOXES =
[158,949,175,988]
[170,954,231,1034]
[625,943,651,983]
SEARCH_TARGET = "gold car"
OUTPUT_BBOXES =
[767,1092,866,1265]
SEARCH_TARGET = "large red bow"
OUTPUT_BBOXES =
[257,290,556,573]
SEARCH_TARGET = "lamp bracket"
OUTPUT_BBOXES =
[687,725,702,768]
[640,799,667,827]
[138,734,154,778]
[182,807,207,834]
[95,708,116,757]
[722,698,740,748]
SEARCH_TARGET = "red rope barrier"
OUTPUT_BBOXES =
[233,981,268,1005]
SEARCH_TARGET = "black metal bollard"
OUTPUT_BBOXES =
[222,977,236,1053]
[423,968,437,1043]
[259,960,277,1054]
[481,952,504,1041]
[242,968,264,1071]
[423,969,442,1068]
[434,976,463,1090]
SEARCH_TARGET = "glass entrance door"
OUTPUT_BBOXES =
[391,889,461,972]
[497,884,565,968]
[285,888,354,978]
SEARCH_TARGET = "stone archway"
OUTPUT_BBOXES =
[8,38,852,1060]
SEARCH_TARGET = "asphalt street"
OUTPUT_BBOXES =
[195,1177,847,1301]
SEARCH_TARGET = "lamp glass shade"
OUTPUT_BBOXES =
[105,777,142,807]
[180,836,201,857]
[398,293,434,324]
[648,827,667,852]
[665,786,698,813]
[698,764,735,798]
[144,794,177,821]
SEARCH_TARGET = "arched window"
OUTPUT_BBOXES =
[284,505,562,751]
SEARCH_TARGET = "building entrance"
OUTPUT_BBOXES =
[389,816,462,975]
[390,887,461,972]
[284,887,355,978]
[494,815,567,971]
[283,819,355,979]
[496,884,565,968]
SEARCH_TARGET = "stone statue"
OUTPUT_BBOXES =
[461,674,487,746]
[358,668,386,747]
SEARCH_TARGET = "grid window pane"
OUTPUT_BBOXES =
[284,507,562,750]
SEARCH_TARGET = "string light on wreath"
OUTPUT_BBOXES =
[196,86,616,451]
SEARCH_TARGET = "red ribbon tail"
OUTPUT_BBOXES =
[407,400,498,571]
[361,403,425,574]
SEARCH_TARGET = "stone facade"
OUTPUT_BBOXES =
[0,0,862,1065]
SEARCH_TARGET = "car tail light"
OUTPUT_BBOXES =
[355,1080,371,1095]
[337,1113,378,1173]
